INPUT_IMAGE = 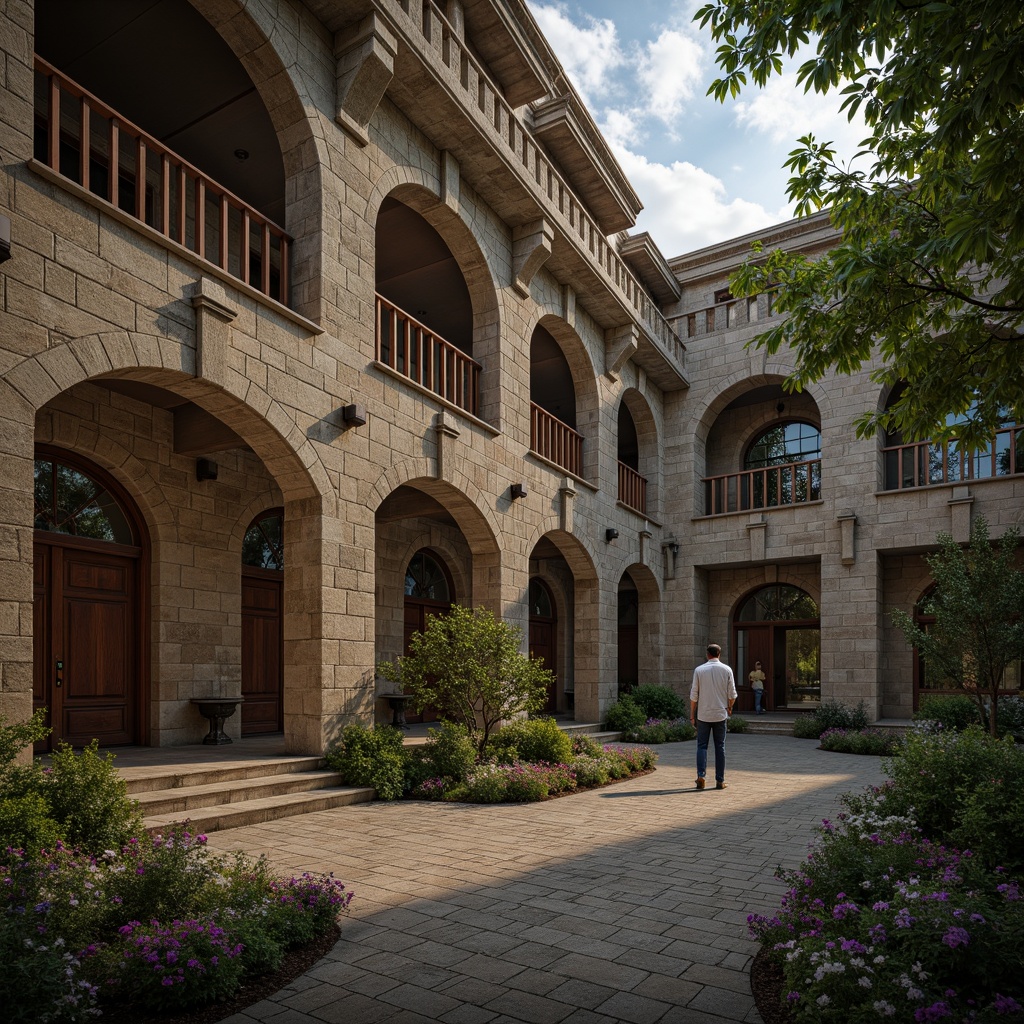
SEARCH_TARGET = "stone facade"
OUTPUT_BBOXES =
[1,0,1020,754]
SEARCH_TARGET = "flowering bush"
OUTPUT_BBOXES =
[818,728,904,756]
[487,717,574,765]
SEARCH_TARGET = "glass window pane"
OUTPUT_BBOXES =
[33,457,133,544]
[242,512,283,569]
[745,422,821,469]
[405,551,450,601]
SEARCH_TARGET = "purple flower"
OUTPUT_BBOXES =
[942,926,970,949]
[994,994,1022,1015]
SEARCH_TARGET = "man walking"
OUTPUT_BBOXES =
[690,643,737,790]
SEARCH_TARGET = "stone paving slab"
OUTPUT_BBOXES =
[207,735,885,1023]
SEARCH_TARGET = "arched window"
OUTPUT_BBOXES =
[404,551,451,601]
[34,456,135,545]
[741,422,822,508]
[529,578,553,618]
[745,422,821,469]
[242,510,283,570]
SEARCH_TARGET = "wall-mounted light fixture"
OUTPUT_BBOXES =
[195,458,218,482]
[510,483,528,500]
[605,528,619,542]
[234,148,250,161]
[776,400,785,415]
[341,403,367,427]
[667,538,680,557]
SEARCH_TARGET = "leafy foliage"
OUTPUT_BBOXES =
[324,724,408,800]
[622,718,696,744]
[818,727,902,756]
[627,684,688,720]
[377,605,553,753]
[487,717,573,765]
[726,715,749,734]
[695,0,1024,448]
[604,694,646,733]
[914,694,984,733]
[891,518,1024,735]
[793,699,870,739]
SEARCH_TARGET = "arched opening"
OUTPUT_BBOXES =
[530,325,581,476]
[241,508,284,735]
[32,447,147,749]
[617,572,639,694]
[733,584,820,711]
[529,578,558,712]
[32,0,293,303]
[375,196,479,415]
[403,549,455,724]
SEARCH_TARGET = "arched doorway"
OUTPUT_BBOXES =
[617,573,639,695]
[241,509,284,734]
[733,584,820,711]
[404,549,454,723]
[529,578,558,712]
[32,449,146,748]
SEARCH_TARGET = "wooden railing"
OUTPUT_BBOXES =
[531,404,583,477]
[682,293,778,338]
[883,426,1023,490]
[618,462,647,515]
[34,56,290,305]
[389,0,684,371]
[375,294,481,415]
[704,459,821,516]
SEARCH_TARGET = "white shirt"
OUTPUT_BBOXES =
[690,658,738,723]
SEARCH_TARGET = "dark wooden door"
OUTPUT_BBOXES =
[34,538,139,747]
[403,599,448,723]
[241,572,283,734]
[735,626,772,714]
[529,618,558,712]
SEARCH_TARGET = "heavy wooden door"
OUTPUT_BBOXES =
[241,572,283,734]
[33,538,139,747]
[529,618,557,712]
[403,599,447,723]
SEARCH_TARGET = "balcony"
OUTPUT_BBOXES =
[883,427,1024,490]
[618,462,648,515]
[375,294,481,416]
[531,403,583,478]
[704,459,822,516]
[33,57,290,305]
[683,293,776,339]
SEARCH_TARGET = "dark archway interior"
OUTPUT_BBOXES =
[530,326,576,428]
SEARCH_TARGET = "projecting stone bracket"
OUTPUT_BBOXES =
[837,511,857,565]
[512,220,553,296]
[604,324,638,381]
[191,278,238,390]
[334,14,397,147]
[948,485,974,543]
[434,411,461,481]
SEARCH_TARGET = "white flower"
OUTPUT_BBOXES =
[858,976,873,988]
[873,1001,896,1016]
[817,995,831,1007]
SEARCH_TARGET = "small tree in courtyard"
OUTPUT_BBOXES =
[377,604,553,753]
[892,518,1024,736]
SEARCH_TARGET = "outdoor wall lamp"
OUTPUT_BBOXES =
[341,403,367,427]
[606,528,619,542]
[510,482,528,500]
[668,539,680,557]
[776,400,785,414]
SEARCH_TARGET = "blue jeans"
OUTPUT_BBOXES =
[696,719,727,782]
[754,689,763,714]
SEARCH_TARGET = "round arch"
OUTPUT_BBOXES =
[618,387,661,518]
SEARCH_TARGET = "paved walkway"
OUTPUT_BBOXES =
[207,735,886,1024]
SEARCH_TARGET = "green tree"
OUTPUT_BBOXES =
[695,0,1024,450]
[377,604,553,753]
[891,518,1024,736]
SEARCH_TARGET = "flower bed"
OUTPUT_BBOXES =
[818,728,904,756]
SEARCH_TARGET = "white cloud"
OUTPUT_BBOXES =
[636,28,707,125]
[613,148,792,257]
[528,3,625,102]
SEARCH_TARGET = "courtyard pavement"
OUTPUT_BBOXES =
[206,734,886,1024]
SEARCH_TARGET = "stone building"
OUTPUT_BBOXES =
[0,0,1019,755]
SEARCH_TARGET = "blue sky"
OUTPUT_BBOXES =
[528,1,866,258]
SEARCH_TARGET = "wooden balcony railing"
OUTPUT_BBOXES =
[375,294,481,415]
[682,292,778,338]
[883,426,1024,490]
[531,403,583,477]
[34,56,290,305]
[704,459,821,516]
[389,0,685,373]
[618,462,647,515]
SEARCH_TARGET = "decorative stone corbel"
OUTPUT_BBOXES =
[948,485,974,543]
[561,284,576,325]
[837,511,857,565]
[747,515,767,562]
[434,411,461,481]
[191,278,238,389]
[604,324,638,381]
[559,478,576,534]
[512,219,553,296]
[440,151,460,214]
[661,533,679,581]
[334,14,398,147]
[639,528,652,566]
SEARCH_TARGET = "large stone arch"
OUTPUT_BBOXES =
[367,168,506,427]
[622,562,663,692]
[619,386,662,519]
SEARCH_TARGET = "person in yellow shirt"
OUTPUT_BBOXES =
[749,661,766,715]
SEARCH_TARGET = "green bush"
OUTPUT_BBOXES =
[879,726,1024,873]
[488,717,573,764]
[44,741,143,853]
[995,694,1024,739]
[818,727,903,755]
[623,718,695,743]
[726,715,749,733]
[420,722,478,783]
[325,724,408,800]
[813,698,870,732]
[604,694,645,732]
[569,755,611,787]
[914,693,982,732]
[571,734,604,758]
[627,684,687,720]
[0,791,63,856]
[792,714,823,739]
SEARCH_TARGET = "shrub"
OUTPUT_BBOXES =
[792,714,823,739]
[995,694,1024,740]
[419,722,478,783]
[487,717,573,765]
[915,693,982,733]
[814,698,870,732]
[569,756,611,788]
[0,791,63,856]
[325,724,408,800]
[44,741,143,853]
[818,727,903,755]
[726,715,749,733]
[571,734,604,757]
[605,694,646,732]
[622,718,696,743]
[628,684,687,720]
[602,744,657,777]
